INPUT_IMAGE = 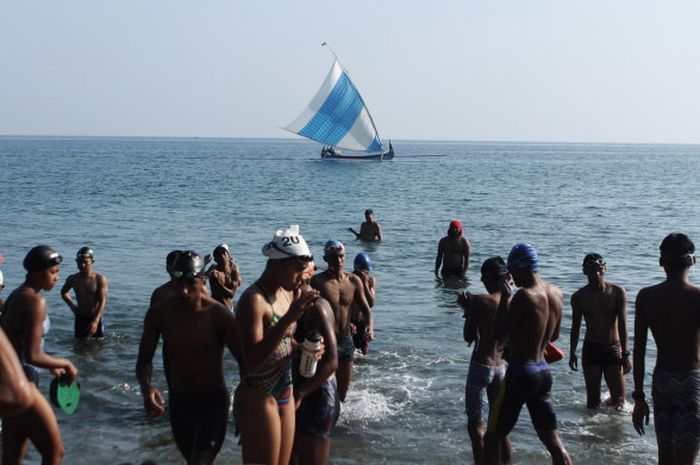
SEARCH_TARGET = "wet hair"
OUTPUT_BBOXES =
[481,256,508,279]
[659,233,695,269]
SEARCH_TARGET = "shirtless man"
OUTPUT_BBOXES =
[632,233,699,465]
[61,247,108,338]
[292,261,339,465]
[204,243,242,310]
[459,257,512,465]
[350,253,376,356]
[435,220,471,278]
[136,251,238,465]
[150,250,181,307]
[348,209,382,242]
[483,243,572,465]
[570,253,630,409]
[311,240,372,402]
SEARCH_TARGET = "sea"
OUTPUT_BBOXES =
[1,136,699,465]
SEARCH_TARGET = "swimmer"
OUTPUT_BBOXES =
[1,245,78,465]
[632,233,699,465]
[459,257,512,465]
[234,225,320,465]
[570,253,630,409]
[0,327,34,417]
[311,240,373,402]
[435,220,471,279]
[60,247,108,338]
[150,250,181,307]
[348,209,382,241]
[350,252,376,356]
[203,243,242,310]
[136,251,239,465]
[482,243,571,465]
[292,261,339,465]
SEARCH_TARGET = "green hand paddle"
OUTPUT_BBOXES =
[50,377,80,415]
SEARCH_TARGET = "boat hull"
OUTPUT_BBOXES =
[321,146,394,161]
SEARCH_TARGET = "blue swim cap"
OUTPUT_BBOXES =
[507,242,540,272]
[324,240,345,256]
[354,253,372,271]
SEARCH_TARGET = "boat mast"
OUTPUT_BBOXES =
[320,42,384,150]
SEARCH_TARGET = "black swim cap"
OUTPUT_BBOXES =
[166,250,182,271]
[76,247,94,260]
[171,250,203,279]
[659,233,695,266]
[582,253,606,269]
[24,245,63,273]
[481,256,508,278]
[365,209,373,216]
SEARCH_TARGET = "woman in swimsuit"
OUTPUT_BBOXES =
[1,246,78,465]
[234,226,320,465]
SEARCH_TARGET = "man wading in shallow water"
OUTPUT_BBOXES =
[569,253,631,409]
[482,243,572,465]
[632,233,700,465]
[311,240,372,402]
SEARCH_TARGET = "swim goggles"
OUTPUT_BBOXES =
[583,258,606,269]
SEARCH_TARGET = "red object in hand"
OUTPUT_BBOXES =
[544,342,564,363]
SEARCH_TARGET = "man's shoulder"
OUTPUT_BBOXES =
[473,293,499,311]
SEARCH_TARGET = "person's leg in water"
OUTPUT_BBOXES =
[535,429,572,465]
[235,389,283,465]
[602,364,625,407]
[336,335,355,402]
[582,365,603,409]
[2,385,64,465]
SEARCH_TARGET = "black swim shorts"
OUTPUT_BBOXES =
[168,389,230,461]
[74,315,105,338]
[296,378,341,438]
[582,340,621,367]
[337,335,355,363]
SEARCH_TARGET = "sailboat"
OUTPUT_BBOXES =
[284,44,395,161]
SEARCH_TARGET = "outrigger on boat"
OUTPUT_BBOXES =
[284,43,395,161]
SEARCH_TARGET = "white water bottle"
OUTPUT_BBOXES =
[299,331,322,378]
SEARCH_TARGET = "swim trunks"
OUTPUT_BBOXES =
[465,361,506,424]
[351,320,369,356]
[652,368,700,450]
[337,334,355,362]
[168,389,230,460]
[74,315,105,338]
[581,340,621,367]
[296,377,341,438]
[487,359,558,436]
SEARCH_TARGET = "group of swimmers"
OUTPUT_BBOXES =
[0,211,380,465]
[444,223,699,465]
[0,214,697,465]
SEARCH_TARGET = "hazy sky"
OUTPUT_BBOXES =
[1,1,699,143]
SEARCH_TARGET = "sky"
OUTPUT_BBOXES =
[1,1,699,144]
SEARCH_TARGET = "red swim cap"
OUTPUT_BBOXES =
[448,220,463,236]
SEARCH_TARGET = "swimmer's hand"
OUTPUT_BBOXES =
[622,355,632,374]
[203,254,212,265]
[350,322,357,334]
[568,353,578,371]
[457,292,472,311]
[632,398,650,436]
[500,280,514,298]
[88,320,100,336]
[365,325,374,341]
[142,386,165,417]
[51,361,78,383]
[286,287,320,322]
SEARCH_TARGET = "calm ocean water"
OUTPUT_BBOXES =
[1,137,699,464]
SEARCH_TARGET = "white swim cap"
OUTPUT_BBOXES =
[262,225,313,261]
[0,270,4,286]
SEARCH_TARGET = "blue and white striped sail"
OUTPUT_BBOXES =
[284,60,383,153]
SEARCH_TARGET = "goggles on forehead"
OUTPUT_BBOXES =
[583,258,606,269]
[171,270,204,279]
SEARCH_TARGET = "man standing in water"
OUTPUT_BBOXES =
[459,257,512,465]
[136,251,238,465]
[632,233,699,465]
[204,243,242,310]
[311,240,373,402]
[349,209,382,242]
[483,243,572,465]
[61,247,108,338]
[435,220,471,278]
[569,253,631,409]
[350,252,375,356]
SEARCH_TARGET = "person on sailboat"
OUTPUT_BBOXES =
[311,240,373,402]
[435,220,471,279]
[234,225,320,465]
[349,209,382,241]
